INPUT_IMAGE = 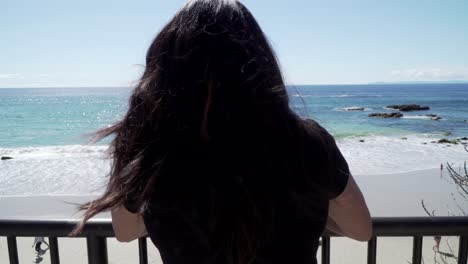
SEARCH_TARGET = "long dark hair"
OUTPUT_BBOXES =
[73,0,324,263]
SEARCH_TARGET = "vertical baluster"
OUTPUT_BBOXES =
[87,236,108,264]
[7,236,19,264]
[458,236,468,264]
[139,237,148,264]
[321,237,330,264]
[49,237,60,264]
[412,236,423,264]
[367,237,377,264]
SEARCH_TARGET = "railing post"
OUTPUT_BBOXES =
[459,236,468,264]
[367,237,377,264]
[412,236,423,264]
[49,237,60,264]
[7,236,19,264]
[139,237,148,264]
[86,236,108,264]
[321,237,330,264]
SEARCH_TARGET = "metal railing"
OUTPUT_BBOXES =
[1,217,468,264]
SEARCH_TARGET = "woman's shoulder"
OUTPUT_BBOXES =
[302,119,350,199]
[301,119,336,146]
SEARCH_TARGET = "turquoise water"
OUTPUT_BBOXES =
[1,84,467,148]
[0,87,130,147]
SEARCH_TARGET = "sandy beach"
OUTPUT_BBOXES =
[1,168,466,263]
[1,168,464,220]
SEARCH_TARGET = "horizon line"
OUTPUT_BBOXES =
[1,81,468,89]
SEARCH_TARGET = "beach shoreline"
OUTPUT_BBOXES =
[1,133,467,197]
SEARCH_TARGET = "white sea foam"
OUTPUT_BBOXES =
[383,106,398,110]
[290,94,317,98]
[400,115,431,120]
[400,115,442,120]
[0,145,108,158]
[339,106,372,111]
[1,137,467,196]
[333,94,353,98]
[0,145,111,196]
[330,94,382,98]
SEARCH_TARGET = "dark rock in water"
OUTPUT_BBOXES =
[431,141,436,143]
[386,104,430,111]
[368,112,403,118]
[423,142,427,145]
[401,137,408,140]
[461,137,468,140]
[1,156,13,160]
[437,138,458,144]
[359,139,365,143]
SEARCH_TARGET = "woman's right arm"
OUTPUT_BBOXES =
[327,175,372,241]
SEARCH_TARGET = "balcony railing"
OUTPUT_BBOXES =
[1,217,468,264]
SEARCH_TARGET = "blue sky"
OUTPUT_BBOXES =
[1,0,468,87]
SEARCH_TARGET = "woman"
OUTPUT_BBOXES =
[73,0,372,263]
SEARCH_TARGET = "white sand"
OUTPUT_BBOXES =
[356,168,468,217]
[0,168,466,263]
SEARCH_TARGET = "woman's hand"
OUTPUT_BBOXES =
[325,216,344,236]
[111,206,147,242]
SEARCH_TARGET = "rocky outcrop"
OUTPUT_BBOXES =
[437,138,458,144]
[1,156,13,160]
[368,112,403,118]
[386,104,430,111]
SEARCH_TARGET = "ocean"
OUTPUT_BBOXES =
[1,84,468,196]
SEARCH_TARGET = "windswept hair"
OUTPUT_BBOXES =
[72,1,320,263]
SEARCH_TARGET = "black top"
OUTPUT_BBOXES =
[128,120,350,264]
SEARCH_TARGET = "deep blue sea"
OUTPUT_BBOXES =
[291,83,468,139]
[1,84,467,148]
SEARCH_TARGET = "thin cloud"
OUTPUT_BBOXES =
[390,68,468,80]
[0,73,57,81]
[34,73,57,78]
[0,73,24,79]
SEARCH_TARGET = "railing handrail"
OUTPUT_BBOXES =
[1,216,468,264]
[0,218,113,237]
[1,216,468,237]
